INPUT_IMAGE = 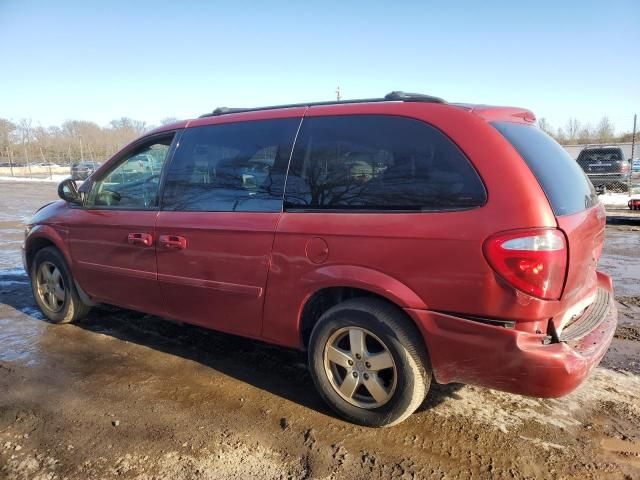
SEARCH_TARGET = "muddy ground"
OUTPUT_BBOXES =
[0,180,639,480]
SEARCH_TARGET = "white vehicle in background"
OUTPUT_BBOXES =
[632,158,640,180]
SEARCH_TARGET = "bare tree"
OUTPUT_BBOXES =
[555,127,567,144]
[16,119,34,174]
[0,118,16,153]
[564,118,580,143]
[160,117,179,125]
[577,123,594,144]
[537,117,554,135]
[595,116,614,143]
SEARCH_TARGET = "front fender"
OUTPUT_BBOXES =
[24,224,72,272]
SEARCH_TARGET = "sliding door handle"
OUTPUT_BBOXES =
[127,232,153,247]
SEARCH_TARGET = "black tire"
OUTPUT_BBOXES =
[308,298,431,427]
[30,247,91,324]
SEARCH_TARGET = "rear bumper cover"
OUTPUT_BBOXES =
[586,174,629,185]
[406,271,617,398]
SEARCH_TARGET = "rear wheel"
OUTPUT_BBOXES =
[31,247,91,324]
[308,298,431,427]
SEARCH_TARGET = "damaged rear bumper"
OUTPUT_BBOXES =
[406,272,617,398]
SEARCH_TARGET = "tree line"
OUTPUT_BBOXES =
[537,116,636,145]
[0,114,635,168]
[0,117,178,166]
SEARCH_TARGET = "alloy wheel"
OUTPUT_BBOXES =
[323,327,397,408]
[36,261,65,313]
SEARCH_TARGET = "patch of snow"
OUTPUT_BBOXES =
[518,436,566,451]
[19,307,44,319]
[0,174,70,183]
[432,368,640,433]
[0,268,27,277]
[600,193,633,207]
[0,280,29,286]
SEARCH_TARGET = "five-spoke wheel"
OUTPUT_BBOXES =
[35,261,66,313]
[30,247,91,324]
[309,298,431,427]
[324,327,397,408]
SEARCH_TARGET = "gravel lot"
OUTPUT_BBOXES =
[0,180,639,479]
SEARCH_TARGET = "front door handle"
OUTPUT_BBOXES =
[127,232,153,247]
[159,235,187,250]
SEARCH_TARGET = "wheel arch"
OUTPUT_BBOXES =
[297,265,428,349]
[24,226,71,274]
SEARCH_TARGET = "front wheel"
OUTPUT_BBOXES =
[31,247,91,324]
[308,298,431,427]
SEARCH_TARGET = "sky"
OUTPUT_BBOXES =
[1,0,638,133]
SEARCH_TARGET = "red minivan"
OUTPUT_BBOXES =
[23,92,616,426]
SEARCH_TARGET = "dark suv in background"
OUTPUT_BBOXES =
[576,146,631,191]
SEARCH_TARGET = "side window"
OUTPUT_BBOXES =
[161,118,300,212]
[284,115,486,211]
[86,135,174,209]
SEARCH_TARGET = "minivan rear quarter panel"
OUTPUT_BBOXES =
[261,103,562,348]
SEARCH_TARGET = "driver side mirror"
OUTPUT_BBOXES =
[58,178,83,205]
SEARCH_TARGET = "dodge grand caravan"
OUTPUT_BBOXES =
[23,92,616,427]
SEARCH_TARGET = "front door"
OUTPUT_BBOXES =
[68,133,176,315]
[155,117,301,337]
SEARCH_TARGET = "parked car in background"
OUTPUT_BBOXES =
[576,146,631,191]
[70,161,101,180]
[24,92,616,427]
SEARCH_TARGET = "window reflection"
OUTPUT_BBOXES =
[162,119,300,212]
[87,138,173,209]
[285,115,486,210]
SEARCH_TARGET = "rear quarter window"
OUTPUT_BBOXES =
[492,122,598,216]
[285,115,486,211]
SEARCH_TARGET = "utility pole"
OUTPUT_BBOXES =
[631,113,637,160]
[631,114,637,195]
[335,85,342,101]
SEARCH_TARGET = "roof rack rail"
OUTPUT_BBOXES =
[199,91,445,118]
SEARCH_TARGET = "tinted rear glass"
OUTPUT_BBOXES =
[492,122,598,216]
[577,148,623,162]
[285,115,486,211]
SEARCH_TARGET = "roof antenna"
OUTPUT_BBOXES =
[335,85,342,101]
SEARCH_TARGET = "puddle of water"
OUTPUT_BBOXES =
[0,313,47,366]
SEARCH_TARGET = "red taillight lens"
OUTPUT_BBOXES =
[483,229,567,300]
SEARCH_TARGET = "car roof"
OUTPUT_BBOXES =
[145,91,537,135]
[581,146,623,150]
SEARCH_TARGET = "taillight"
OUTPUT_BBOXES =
[483,229,567,300]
